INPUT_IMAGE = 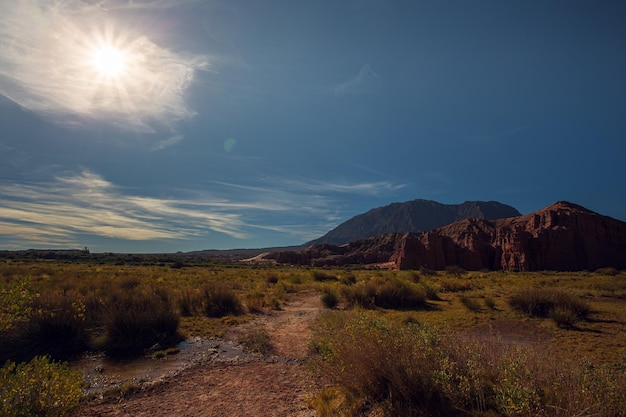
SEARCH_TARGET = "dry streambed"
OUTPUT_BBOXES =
[81,293,322,417]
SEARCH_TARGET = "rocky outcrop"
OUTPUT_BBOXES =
[267,202,626,271]
[307,199,521,246]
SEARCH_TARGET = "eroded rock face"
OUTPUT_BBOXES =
[267,201,626,271]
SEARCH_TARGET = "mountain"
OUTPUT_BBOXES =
[266,202,626,271]
[307,199,521,246]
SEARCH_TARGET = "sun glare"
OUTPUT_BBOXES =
[92,45,127,78]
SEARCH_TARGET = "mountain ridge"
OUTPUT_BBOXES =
[307,199,521,246]
[266,201,626,271]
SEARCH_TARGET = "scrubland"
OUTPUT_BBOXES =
[1,258,625,416]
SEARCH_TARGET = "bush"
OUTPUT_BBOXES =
[311,270,338,282]
[508,288,591,323]
[549,306,579,328]
[339,274,356,286]
[309,311,456,416]
[0,355,83,417]
[459,295,482,312]
[1,290,88,363]
[321,289,339,309]
[419,282,441,300]
[341,277,427,310]
[309,311,626,417]
[178,288,203,317]
[445,265,467,277]
[237,327,274,354]
[245,290,266,314]
[202,283,243,318]
[102,287,181,357]
[438,278,472,292]
[594,267,619,276]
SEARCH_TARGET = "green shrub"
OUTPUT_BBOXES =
[0,277,36,333]
[459,295,482,312]
[245,290,266,314]
[321,288,339,309]
[202,283,243,318]
[178,288,203,317]
[29,292,88,359]
[237,328,273,354]
[445,265,467,277]
[309,311,458,416]
[419,281,441,300]
[102,287,181,357]
[484,297,496,310]
[309,311,626,417]
[0,355,83,417]
[312,270,338,282]
[438,278,472,292]
[339,274,356,286]
[341,277,427,310]
[594,267,619,276]
[1,290,88,363]
[508,288,591,322]
[549,306,579,328]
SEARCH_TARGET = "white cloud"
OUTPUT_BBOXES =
[333,64,378,96]
[266,177,405,196]
[0,0,207,135]
[0,171,407,249]
[0,171,250,246]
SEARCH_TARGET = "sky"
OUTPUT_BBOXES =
[0,0,625,253]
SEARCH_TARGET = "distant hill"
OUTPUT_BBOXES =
[307,199,521,246]
[266,201,626,271]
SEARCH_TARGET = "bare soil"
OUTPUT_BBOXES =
[81,292,322,417]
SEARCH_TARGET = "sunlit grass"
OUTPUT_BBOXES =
[1,260,625,365]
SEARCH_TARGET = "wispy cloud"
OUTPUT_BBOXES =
[0,170,407,250]
[333,64,378,96]
[0,171,249,248]
[0,0,206,136]
[265,177,405,196]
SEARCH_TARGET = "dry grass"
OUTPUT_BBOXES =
[309,310,626,417]
[2,260,626,415]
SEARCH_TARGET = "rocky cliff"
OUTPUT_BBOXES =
[307,199,521,246]
[266,202,626,271]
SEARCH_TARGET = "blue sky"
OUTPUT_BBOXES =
[1,0,625,252]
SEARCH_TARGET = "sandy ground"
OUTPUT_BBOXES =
[81,293,322,417]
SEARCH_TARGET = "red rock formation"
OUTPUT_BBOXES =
[392,201,626,271]
[267,201,626,271]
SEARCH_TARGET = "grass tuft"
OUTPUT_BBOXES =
[341,277,427,310]
[102,287,182,358]
[508,288,591,324]
[321,288,339,309]
[202,283,244,318]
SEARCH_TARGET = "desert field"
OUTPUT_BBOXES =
[1,257,625,416]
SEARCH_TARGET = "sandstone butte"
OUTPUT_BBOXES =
[266,201,626,271]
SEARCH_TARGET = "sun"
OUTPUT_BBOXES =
[91,45,127,78]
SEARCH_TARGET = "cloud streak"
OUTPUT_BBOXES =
[0,171,249,248]
[0,0,207,135]
[0,171,406,250]
[333,64,378,96]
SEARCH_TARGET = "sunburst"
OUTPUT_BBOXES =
[92,45,127,78]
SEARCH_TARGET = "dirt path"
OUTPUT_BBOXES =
[82,293,322,417]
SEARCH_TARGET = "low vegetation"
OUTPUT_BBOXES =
[309,310,626,417]
[508,288,591,327]
[1,258,625,416]
[340,276,427,310]
[0,355,83,417]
